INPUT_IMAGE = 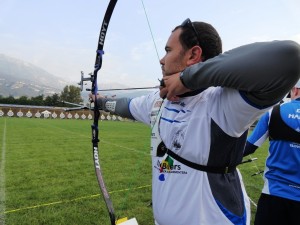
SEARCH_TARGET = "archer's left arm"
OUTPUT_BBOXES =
[95,91,159,124]
[96,97,135,120]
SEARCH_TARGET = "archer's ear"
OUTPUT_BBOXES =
[187,46,202,66]
[295,87,300,96]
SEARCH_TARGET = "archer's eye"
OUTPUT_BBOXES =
[165,47,171,53]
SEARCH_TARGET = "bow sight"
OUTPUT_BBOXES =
[78,71,93,92]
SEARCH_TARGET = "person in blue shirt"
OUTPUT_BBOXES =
[244,79,300,225]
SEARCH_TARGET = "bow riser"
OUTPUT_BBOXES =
[91,1,118,225]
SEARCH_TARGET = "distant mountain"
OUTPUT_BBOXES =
[0,54,70,97]
[0,54,155,99]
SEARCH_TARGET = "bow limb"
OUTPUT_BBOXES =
[89,1,157,224]
[91,1,118,225]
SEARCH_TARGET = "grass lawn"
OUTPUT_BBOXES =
[0,117,268,225]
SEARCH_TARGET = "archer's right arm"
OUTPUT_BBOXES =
[181,40,300,108]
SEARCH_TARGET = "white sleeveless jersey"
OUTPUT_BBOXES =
[129,87,269,225]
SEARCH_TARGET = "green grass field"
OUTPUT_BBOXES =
[0,117,268,225]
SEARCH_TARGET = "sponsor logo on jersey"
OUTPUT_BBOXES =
[155,157,188,181]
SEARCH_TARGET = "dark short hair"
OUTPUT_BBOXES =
[174,21,222,61]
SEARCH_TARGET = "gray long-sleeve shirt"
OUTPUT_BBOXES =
[180,40,300,107]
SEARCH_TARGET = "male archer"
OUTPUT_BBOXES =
[91,19,300,225]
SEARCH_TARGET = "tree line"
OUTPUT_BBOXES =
[0,85,83,107]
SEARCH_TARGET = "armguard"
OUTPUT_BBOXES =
[98,97,135,120]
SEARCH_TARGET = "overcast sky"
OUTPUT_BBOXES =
[1,0,299,88]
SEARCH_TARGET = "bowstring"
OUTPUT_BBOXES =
[139,0,165,131]
[140,0,161,64]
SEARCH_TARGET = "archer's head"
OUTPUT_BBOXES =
[160,18,222,77]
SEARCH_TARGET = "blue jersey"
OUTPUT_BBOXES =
[246,98,300,201]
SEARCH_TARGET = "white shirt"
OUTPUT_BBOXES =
[129,87,269,225]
